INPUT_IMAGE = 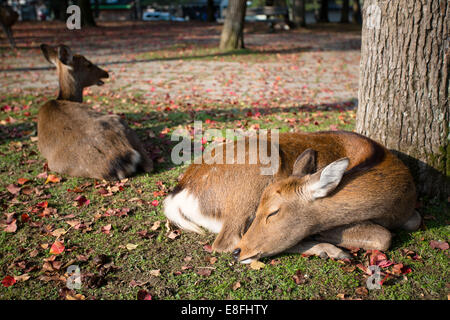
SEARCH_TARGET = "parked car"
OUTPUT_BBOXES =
[142,11,185,22]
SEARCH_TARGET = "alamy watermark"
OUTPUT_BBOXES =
[66,5,81,30]
[171,121,279,175]
[66,265,81,289]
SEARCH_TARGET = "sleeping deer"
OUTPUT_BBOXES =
[0,4,18,49]
[38,44,153,180]
[164,131,420,263]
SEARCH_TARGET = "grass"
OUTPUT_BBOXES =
[0,91,448,300]
[0,35,448,300]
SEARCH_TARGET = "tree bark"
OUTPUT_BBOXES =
[318,0,329,22]
[50,0,68,21]
[78,0,96,27]
[220,0,247,50]
[291,0,306,27]
[340,0,349,23]
[352,0,362,24]
[356,0,449,198]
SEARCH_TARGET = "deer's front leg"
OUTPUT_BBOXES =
[285,241,351,260]
[314,222,392,251]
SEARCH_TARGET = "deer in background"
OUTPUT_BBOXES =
[0,4,18,49]
[164,131,421,263]
[38,44,153,180]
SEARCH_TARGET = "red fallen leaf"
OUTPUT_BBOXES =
[6,184,21,195]
[101,224,112,234]
[137,289,152,300]
[203,244,213,253]
[36,172,48,179]
[49,240,65,255]
[3,219,17,233]
[36,201,48,209]
[429,240,449,251]
[17,178,29,185]
[21,213,30,223]
[74,196,90,207]
[1,275,16,287]
[45,174,60,184]
[151,200,159,207]
[391,263,412,275]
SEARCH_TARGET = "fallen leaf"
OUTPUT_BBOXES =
[249,260,265,270]
[1,275,16,287]
[45,174,60,184]
[49,240,65,255]
[292,270,308,285]
[430,240,449,251]
[6,184,20,195]
[14,274,30,282]
[355,287,369,296]
[51,228,67,237]
[203,244,213,253]
[137,289,152,300]
[150,269,161,277]
[126,243,138,251]
[232,281,241,290]
[167,229,181,240]
[3,219,17,233]
[150,221,161,231]
[101,224,112,234]
[17,178,30,185]
[197,268,212,276]
[74,195,90,207]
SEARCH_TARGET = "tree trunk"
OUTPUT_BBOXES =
[318,0,329,22]
[219,0,247,50]
[356,0,449,198]
[352,0,362,24]
[207,0,215,22]
[291,0,306,27]
[340,0,349,23]
[50,0,68,21]
[78,0,96,27]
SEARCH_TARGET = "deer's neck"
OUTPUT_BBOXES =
[57,69,83,103]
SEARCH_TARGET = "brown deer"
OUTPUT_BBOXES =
[0,4,18,49]
[164,131,421,263]
[38,44,153,180]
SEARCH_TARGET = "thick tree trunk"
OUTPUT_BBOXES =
[291,0,306,27]
[0,5,18,48]
[340,0,349,23]
[356,0,449,198]
[220,0,247,50]
[352,0,362,24]
[318,0,329,22]
[50,0,68,21]
[78,0,96,27]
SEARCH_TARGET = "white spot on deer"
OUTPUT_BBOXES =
[163,189,222,234]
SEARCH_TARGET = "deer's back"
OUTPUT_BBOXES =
[37,100,140,179]
[175,131,415,226]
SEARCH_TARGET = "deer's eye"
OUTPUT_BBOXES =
[266,209,280,222]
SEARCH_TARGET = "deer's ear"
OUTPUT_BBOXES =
[292,149,316,177]
[306,158,349,199]
[40,44,58,66]
[57,45,73,66]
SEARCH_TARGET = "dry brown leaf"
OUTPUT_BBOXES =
[249,260,265,270]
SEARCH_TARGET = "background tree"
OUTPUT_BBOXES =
[49,0,68,21]
[207,0,216,22]
[356,0,449,198]
[318,0,329,22]
[352,0,362,24]
[291,0,306,27]
[340,0,349,23]
[219,0,247,50]
[78,0,96,27]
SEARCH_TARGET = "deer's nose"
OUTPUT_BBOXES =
[232,248,241,260]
